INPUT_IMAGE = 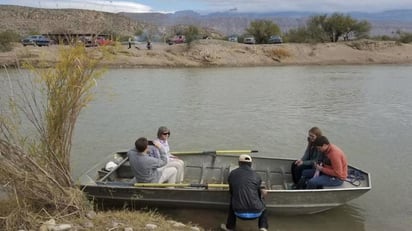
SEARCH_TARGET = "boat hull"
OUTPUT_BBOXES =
[79,151,371,215]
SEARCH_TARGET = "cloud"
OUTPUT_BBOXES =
[1,0,412,13]
[198,0,412,13]
[2,0,152,13]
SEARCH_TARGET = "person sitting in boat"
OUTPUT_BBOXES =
[291,126,325,189]
[221,154,268,231]
[300,136,348,189]
[127,137,177,184]
[153,126,185,183]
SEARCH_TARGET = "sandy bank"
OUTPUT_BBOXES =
[1,39,412,68]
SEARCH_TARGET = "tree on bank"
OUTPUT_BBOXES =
[245,19,281,44]
[0,44,105,229]
[287,13,371,43]
[184,25,200,46]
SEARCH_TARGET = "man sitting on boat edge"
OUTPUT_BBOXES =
[127,137,177,184]
[221,154,268,231]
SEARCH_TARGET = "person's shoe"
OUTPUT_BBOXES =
[259,228,268,231]
[220,223,233,231]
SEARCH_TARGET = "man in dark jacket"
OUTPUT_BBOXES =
[221,154,268,231]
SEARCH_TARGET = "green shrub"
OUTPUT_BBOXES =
[0,30,20,52]
[399,33,412,43]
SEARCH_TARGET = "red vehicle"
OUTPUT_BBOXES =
[96,37,113,46]
[167,35,185,45]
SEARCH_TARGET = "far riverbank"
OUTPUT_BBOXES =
[1,39,412,68]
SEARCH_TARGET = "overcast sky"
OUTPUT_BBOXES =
[2,0,412,14]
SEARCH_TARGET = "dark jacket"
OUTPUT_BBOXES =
[228,164,265,213]
[301,144,324,166]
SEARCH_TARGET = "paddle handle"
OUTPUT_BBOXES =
[171,150,258,155]
[134,183,229,188]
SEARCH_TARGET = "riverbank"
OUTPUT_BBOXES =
[0,197,205,230]
[1,39,412,68]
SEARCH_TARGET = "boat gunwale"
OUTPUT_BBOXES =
[77,151,371,215]
[78,151,371,190]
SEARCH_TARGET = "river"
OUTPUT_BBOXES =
[2,65,412,230]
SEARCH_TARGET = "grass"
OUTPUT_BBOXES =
[0,199,17,229]
[74,210,204,230]
[269,48,291,59]
[0,199,204,230]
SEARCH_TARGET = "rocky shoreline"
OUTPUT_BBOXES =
[1,39,412,69]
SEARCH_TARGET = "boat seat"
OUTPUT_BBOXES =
[265,169,272,190]
[278,167,288,189]
[271,185,284,190]
[323,181,353,189]
[228,164,238,172]
[98,169,110,179]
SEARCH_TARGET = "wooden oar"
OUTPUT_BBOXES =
[134,183,229,188]
[171,150,258,155]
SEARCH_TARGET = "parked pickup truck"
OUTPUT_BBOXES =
[21,35,50,47]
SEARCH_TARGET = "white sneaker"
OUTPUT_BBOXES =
[259,228,268,231]
[220,223,233,231]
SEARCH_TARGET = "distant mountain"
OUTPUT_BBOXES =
[1,5,412,39]
[0,5,146,36]
[0,5,224,41]
[206,9,412,21]
[121,9,412,36]
[349,9,412,21]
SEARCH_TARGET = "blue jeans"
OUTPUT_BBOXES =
[301,169,343,189]
[225,203,268,230]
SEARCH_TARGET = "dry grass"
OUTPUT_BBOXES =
[0,198,17,229]
[71,210,205,230]
[0,128,92,231]
[0,198,204,230]
[0,44,104,230]
[267,47,291,59]
[345,39,400,51]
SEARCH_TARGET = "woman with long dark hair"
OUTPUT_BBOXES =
[291,127,324,188]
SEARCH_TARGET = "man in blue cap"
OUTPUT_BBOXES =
[221,154,268,231]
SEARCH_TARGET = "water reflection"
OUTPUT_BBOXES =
[157,204,365,231]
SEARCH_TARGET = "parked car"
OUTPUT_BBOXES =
[96,36,114,46]
[243,36,256,44]
[21,35,50,47]
[268,35,283,44]
[228,35,238,42]
[78,36,97,47]
[167,35,185,45]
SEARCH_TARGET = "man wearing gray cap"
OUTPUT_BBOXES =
[221,154,268,231]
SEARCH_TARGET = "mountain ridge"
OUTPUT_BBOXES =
[1,5,412,38]
[122,9,412,36]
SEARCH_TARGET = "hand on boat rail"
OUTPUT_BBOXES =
[170,150,258,155]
